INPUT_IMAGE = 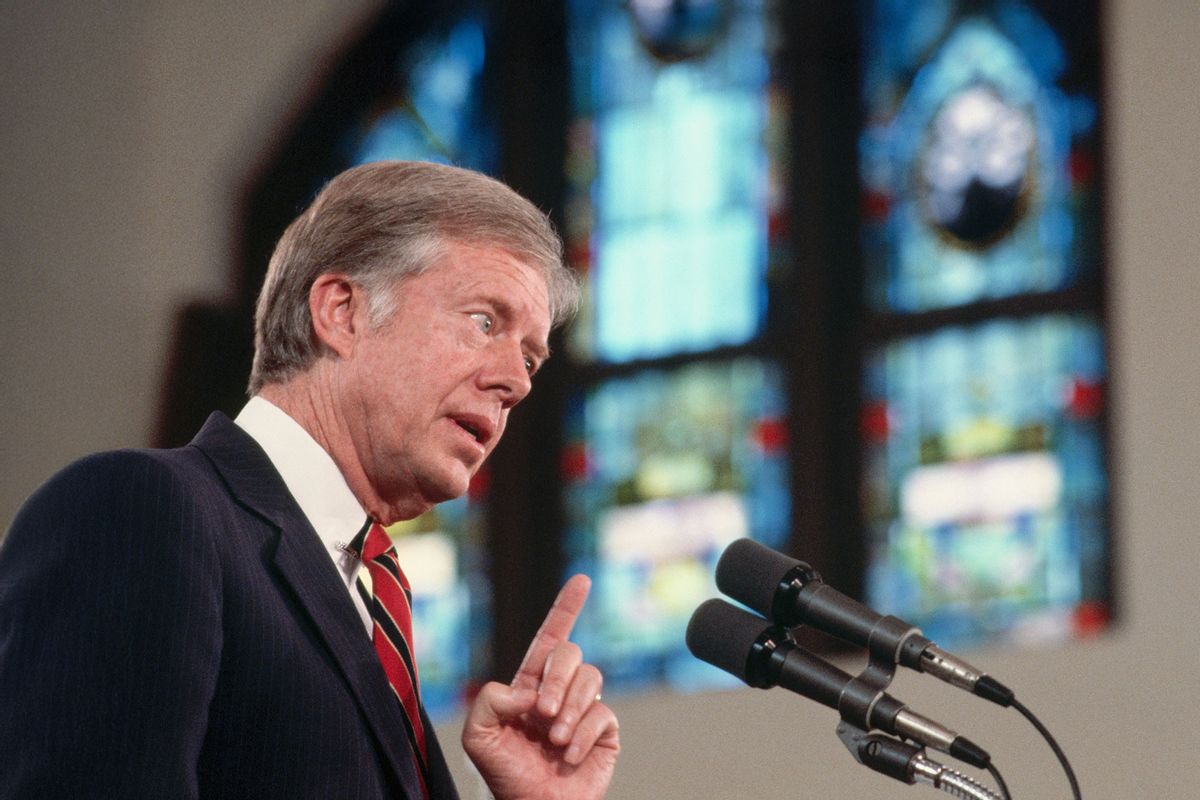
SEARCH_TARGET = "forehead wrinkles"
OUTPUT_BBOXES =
[458,256,550,324]
[464,257,548,306]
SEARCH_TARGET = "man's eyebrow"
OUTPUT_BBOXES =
[481,294,551,362]
[529,340,552,363]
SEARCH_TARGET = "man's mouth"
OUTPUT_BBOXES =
[451,414,493,446]
[456,420,482,442]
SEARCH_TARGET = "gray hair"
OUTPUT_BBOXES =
[248,160,579,394]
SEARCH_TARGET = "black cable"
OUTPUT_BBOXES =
[985,761,1012,800]
[1011,696,1082,800]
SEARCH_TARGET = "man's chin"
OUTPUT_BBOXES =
[418,470,473,506]
[378,464,475,522]
[376,482,464,524]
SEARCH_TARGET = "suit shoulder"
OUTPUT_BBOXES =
[4,445,227,550]
[35,445,218,504]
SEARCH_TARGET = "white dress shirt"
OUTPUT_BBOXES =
[235,396,373,635]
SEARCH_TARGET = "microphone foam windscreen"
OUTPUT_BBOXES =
[715,538,798,617]
[685,598,767,683]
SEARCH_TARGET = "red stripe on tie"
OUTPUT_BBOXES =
[373,621,427,755]
[357,523,430,797]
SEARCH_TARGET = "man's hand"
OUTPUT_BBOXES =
[462,574,619,800]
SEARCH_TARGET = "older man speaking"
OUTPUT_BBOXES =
[0,161,619,800]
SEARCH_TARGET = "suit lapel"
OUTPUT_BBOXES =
[422,706,462,800]
[191,413,432,800]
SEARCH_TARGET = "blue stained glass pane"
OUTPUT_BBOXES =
[562,358,790,694]
[861,314,1109,647]
[859,1,1101,312]
[565,0,782,362]
[346,14,496,172]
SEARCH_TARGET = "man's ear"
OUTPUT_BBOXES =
[309,273,366,359]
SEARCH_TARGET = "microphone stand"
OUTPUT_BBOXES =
[836,723,1002,800]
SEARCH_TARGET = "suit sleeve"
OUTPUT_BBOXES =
[0,451,223,799]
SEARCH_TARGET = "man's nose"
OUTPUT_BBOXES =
[480,339,533,408]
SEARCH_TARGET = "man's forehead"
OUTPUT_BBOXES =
[455,246,548,304]
[414,244,551,329]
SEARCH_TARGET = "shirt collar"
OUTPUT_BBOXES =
[234,396,367,558]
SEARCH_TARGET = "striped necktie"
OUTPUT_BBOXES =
[351,521,430,797]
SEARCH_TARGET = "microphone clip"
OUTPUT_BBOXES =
[836,722,921,784]
[797,620,900,734]
[836,723,1003,799]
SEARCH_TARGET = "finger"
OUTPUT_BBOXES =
[536,641,583,717]
[512,574,591,691]
[562,701,620,767]
[462,681,539,731]
[547,662,603,746]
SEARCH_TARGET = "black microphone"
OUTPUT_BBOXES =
[686,598,991,769]
[715,538,1014,706]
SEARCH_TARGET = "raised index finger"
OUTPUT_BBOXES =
[511,573,591,691]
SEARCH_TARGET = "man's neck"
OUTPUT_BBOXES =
[255,378,430,524]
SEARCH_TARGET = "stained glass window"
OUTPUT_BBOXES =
[240,0,1111,714]
[564,0,785,362]
[859,1,1101,312]
[857,0,1111,650]
[346,9,496,721]
[862,315,1108,646]
[562,358,790,691]
[559,0,789,697]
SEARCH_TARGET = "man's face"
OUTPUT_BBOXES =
[339,241,551,522]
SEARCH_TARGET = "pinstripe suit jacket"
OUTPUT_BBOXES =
[0,413,460,799]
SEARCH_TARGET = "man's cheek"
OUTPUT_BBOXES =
[491,415,510,449]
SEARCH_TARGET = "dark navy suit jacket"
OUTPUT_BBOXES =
[0,413,460,799]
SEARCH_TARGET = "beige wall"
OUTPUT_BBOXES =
[0,0,381,520]
[3,2,1198,798]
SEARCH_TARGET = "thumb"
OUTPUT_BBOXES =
[465,681,539,728]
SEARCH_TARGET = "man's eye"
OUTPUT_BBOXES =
[524,356,536,375]
[469,313,493,333]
